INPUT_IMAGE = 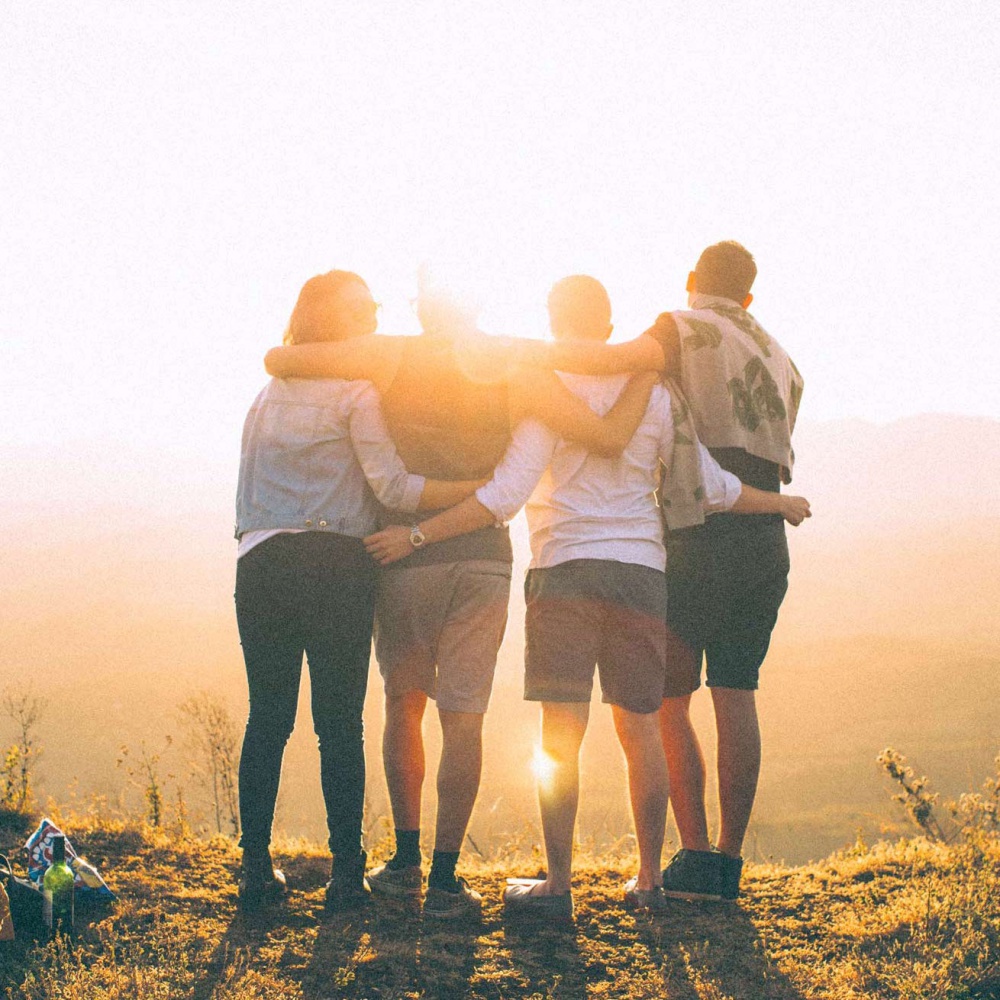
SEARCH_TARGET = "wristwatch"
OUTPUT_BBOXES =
[409,525,426,549]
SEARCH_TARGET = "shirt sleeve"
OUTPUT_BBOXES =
[654,384,741,513]
[347,384,426,512]
[475,418,558,524]
[642,312,681,376]
[697,444,743,513]
[654,384,676,468]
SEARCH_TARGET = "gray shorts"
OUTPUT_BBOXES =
[374,559,512,714]
[524,559,674,715]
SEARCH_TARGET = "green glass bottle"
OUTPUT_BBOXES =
[43,835,74,937]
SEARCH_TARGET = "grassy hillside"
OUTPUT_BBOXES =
[3,415,1000,864]
[3,814,999,1000]
[7,628,996,868]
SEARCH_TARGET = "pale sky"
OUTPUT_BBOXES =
[3,1,999,473]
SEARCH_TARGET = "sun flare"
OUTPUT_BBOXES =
[531,746,558,789]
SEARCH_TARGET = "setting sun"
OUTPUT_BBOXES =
[530,745,559,791]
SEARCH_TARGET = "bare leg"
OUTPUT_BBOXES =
[434,709,485,852]
[711,687,761,857]
[659,694,711,852]
[531,702,589,895]
[612,706,668,890]
[382,690,427,831]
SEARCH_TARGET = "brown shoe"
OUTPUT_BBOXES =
[367,862,424,899]
[423,877,483,920]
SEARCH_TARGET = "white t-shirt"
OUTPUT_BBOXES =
[475,375,741,572]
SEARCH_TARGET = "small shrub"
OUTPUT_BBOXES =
[949,752,1000,847]
[0,686,47,813]
[879,746,1000,847]
[178,691,240,838]
[117,738,172,827]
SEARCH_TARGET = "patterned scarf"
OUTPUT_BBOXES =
[659,376,714,530]
[659,294,804,529]
[677,294,802,478]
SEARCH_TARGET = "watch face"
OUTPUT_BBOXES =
[410,526,426,548]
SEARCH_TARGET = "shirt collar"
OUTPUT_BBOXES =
[687,292,744,311]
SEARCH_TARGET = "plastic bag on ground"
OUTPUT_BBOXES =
[25,818,116,901]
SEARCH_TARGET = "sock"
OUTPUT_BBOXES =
[388,829,421,869]
[428,850,460,892]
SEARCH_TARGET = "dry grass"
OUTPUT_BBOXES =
[3,816,1000,999]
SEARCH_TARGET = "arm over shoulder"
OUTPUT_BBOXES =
[475,418,558,524]
[264,335,403,393]
[511,367,657,457]
[518,333,665,377]
[642,313,681,376]
[347,384,425,511]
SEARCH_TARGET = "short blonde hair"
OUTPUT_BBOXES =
[547,275,612,341]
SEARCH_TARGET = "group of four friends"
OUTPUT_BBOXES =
[233,240,809,920]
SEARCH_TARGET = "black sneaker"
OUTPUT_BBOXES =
[717,852,743,900]
[324,876,371,914]
[660,849,722,901]
[238,847,287,913]
[324,851,371,914]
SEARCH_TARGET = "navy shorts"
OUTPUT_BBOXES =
[664,514,789,694]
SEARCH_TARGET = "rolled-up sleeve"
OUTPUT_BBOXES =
[698,444,742,513]
[475,419,557,524]
[348,384,426,511]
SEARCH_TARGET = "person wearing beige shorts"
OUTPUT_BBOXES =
[374,559,512,715]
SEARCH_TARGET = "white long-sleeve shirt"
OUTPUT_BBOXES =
[475,374,742,572]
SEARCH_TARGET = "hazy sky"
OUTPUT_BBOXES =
[3,2,999,470]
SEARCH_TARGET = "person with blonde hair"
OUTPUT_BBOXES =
[234,270,484,914]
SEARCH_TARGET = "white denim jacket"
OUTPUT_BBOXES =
[235,378,425,540]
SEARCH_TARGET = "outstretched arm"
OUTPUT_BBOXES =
[364,419,557,565]
[417,477,489,510]
[696,439,811,525]
[510,368,658,457]
[264,336,403,394]
[731,488,811,526]
[661,413,812,527]
[516,327,668,377]
[364,495,497,566]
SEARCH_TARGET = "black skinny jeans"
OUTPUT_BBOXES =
[234,531,376,859]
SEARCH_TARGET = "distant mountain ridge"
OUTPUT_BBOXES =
[791,412,1000,528]
[2,413,998,865]
[3,412,998,538]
